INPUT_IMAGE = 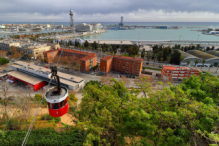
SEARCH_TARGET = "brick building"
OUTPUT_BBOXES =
[100,56,113,75]
[100,55,143,76]
[161,65,200,81]
[43,49,97,73]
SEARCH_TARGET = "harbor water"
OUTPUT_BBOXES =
[1,22,219,41]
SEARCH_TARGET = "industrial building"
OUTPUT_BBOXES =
[7,71,47,91]
[43,49,97,73]
[9,61,85,90]
[100,55,143,76]
[180,50,219,66]
[161,65,200,81]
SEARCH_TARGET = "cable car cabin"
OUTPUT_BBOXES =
[45,86,69,117]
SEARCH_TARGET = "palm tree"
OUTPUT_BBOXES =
[153,54,158,66]
[201,59,206,71]
[209,64,213,71]
[194,59,199,67]
[186,60,190,67]
[142,67,146,72]
[216,64,219,73]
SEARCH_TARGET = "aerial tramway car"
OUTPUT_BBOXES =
[44,66,69,117]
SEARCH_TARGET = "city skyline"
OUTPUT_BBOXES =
[1,0,219,22]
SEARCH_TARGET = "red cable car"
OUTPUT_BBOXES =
[45,66,69,117]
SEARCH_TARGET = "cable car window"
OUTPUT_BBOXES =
[65,99,68,105]
[49,103,53,109]
[53,103,60,109]
[60,100,65,108]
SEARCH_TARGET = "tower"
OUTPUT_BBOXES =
[119,16,124,27]
[69,9,75,33]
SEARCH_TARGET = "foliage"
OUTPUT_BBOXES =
[0,57,9,65]
[84,80,101,89]
[34,94,42,101]
[78,79,138,145]
[0,128,84,146]
[84,40,89,48]
[41,114,61,123]
[170,49,181,65]
[7,118,21,130]
[78,73,219,146]
[68,93,78,103]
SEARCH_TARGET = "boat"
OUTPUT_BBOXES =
[108,26,127,30]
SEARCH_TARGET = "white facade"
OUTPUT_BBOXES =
[75,23,93,32]
[0,41,20,51]
[91,23,102,32]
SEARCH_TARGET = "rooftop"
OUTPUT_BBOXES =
[100,56,113,61]
[13,61,84,83]
[163,65,199,71]
[113,55,143,62]
[206,50,219,57]
[176,49,198,59]
[7,71,44,85]
[186,50,217,60]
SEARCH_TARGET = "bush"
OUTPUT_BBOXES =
[34,94,42,101]
[0,58,9,65]
[7,118,21,130]
[41,114,53,120]
[0,128,84,146]
[68,93,78,103]
[41,114,61,123]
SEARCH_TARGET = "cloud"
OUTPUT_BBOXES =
[1,0,219,22]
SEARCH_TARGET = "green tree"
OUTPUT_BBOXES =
[194,59,199,67]
[186,60,190,66]
[78,79,138,145]
[141,49,146,58]
[0,58,9,65]
[208,63,213,71]
[92,41,98,50]
[201,59,206,70]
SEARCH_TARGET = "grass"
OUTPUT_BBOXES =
[144,67,162,71]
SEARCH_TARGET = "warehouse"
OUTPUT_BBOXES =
[7,71,47,91]
[9,61,85,90]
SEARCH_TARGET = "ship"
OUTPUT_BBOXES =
[108,26,127,30]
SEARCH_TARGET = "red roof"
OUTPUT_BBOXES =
[163,65,199,71]
[80,55,96,61]
[113,55,143,61]
[100,56,113,61]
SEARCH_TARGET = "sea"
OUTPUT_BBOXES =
[1,22,219,41]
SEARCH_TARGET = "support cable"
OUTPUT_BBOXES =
[21,48,64,146]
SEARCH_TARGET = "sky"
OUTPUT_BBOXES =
[1,0,219,22]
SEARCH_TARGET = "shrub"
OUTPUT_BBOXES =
[7,118,21,130]
[68,93,78,103]
[41,114,61,123]
[0,58,9,65]
[41,114,53,120]
[54,117,61,123]
[34,94,42,101]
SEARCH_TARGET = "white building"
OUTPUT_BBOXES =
[91,23,102,33]
[0,40,20,51]
[75,23,93,32]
